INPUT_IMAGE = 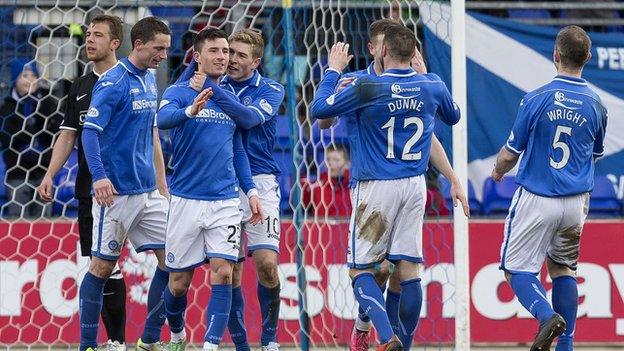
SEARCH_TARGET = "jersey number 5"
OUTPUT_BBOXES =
[381,116,424,160]
[550,125,572,169]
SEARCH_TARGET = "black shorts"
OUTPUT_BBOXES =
[78,197,93,257]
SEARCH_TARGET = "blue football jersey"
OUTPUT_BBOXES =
[83,58,158,195]
[220,70,285,176]
[339,63,377,187]
[311,68,460,181]
[157,80,255,200]
[505,75,608,197]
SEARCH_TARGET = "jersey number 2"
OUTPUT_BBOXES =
[550,125,572,169]
[381,116,424,160]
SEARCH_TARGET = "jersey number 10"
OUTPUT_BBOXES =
[381,116,424,160]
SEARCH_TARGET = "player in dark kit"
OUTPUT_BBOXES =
[36,15,130,350]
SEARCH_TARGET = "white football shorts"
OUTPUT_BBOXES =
[165,196,243,271]
[91,190,167,260]
[500,187,589,274]
[238,175,281,260]
[347,175,427,268]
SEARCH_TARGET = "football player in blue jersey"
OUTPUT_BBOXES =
[319,19,469,351]
[78,17,171,351]
[219,29,285,351]
[492,25,607,351]
[311,25,461,351]
[157,28,264,351]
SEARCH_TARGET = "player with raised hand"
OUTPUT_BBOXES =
[157,28,263,351]
[37,15,131,351]
[318,20,469,351]
[492,25,607,351]
[217,29,285,351]
[78,17,171,351]
[311,25,460,351]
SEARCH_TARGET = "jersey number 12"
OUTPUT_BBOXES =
[381,116,424,160]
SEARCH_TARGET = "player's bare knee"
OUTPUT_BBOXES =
[210,260,234,285]
[257,260,279,287]
[169,272,192,296]
[374,262,391,286]
[388,270,401,292]
[547,257,575,279]
[395,260,421,282]
[89,257,116,279]
[231,262,243,287]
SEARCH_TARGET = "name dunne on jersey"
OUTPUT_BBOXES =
[387,98,425,113]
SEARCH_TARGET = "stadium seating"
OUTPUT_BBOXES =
[438,175,482,215]
[482,176,519,215]
[589,175,621,216]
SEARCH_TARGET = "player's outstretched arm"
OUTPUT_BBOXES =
[233,129,264,224]
[434,79,461,126]
[152,127,169,199]
[429,135,470,217]
[37,129,77,202]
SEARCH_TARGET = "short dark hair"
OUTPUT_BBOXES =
[130,17,171,48]
[193,27,229,53]
[369,18,401,41]
[382,25,416,63]
[556,25,591,70]
[91,15,124,45]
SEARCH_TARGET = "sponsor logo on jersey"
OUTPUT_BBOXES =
[87,107,99,117]
[130,88,140,95]
[132,99,157,111]
[554,91,583,110]
[196,108,234,122]
[390,83,421,99]
[76,94,88,101]
[242,96,253,106]
[159,100,170,109]
[101,81,113,87]
[260,99,273,114]
[326,94,336,105]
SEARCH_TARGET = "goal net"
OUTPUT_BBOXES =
[0,1,463,349]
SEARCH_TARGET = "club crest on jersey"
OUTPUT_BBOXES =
[149,85,157,95]
[260,99,273,114]
[87,107,99,117]
[242,96,253,106]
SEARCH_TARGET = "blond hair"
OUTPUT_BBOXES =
[229,28,264,59]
